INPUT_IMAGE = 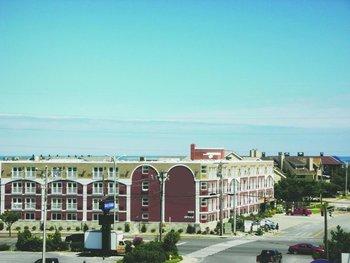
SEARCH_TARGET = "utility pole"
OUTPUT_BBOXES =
[112,156,117,230]
[323,203,329,260]
[158,171,167,242]
[233,179,237,235]
[345,162,348,196]
[42,166,48,263]
[217,162,223,236]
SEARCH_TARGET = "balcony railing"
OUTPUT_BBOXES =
[52,188,62,194]
[25,172,36,178]
[25,187,36,194]
[93,204,100,210]
[67,188,77,194]
[12,188,22,194]
[25,203,36,210]
[93,172,103,180]
[51,204,62,210]
[12,203,22,210]
[67,203,77,210]
[93,189,103,195]
[67,172,77,179]
[12,172,22,179]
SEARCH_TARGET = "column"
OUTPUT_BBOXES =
[82,184,87,221]
[195,181,200,224]
[126,185,131,221]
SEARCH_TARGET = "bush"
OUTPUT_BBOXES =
[124,223,130,233]
[49,226,54,231]
[186,224,195,234]
[15,226,21,231]
[141,224,147,233]
[117,227,122,231]
[162,231,180,256]
[255,228,264,236]
[125,241,132,253]
[58,226,63,231]
[24,226,29,230]
[151,228,156,233]
[196,230,202,234]
[177,229,183,234]
[75,226,80,232]
[0,221,4,231]
[123,241,166,263]
[133,236,143,246]
[201,231,207,235]
[0,244,10,251]
[16,229,42,251]
[210,230,215,235]
[83,223,89,232]
[70,241,84,252]
[67,227,71,231]
[31,226,36,231]
[46,230,68,251]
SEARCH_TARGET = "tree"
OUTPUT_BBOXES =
[162,230,180,256]
[0,211,21,237]
[327,225,350,262]
[123,241,166,263]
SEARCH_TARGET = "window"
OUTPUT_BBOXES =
[67,213,77,221]
[67,182,77,194]
[25,212,35,220]
[142,181,149,191]
[93,213,100,221]
[51,198,62,210]
[12,182,22,194]
[52,167,62,178]
[201,214,207,221]
[25,198,35,210]
[67,167,77,178]
[142,213,149,220]
[141,165,149,174]
[93,182,103,194]
[109,167,117,179]
[67,198,77,210]
[108,182,117,195]
[52,213,62,220]
[201,166,207,174]
[93,199,101,210]
[52,182,62,194]
[25,182,36,194]
[12,167,22,178]
[200,182,207,191]
[93,167,103,179]
[142,197,149,207]
[26,167,35,178]
[201,199,208,207]
[12,198,22,210]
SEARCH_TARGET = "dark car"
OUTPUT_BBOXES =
[34,258,59,263]
[288,243,324,255]
[256,250,282,263]
[286,208,312,216]
[65,233,84,243]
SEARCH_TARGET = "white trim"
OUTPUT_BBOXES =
[130,164,160,180]
[195,181,200,224]
[83,184,87,221]
[126,185,131,221]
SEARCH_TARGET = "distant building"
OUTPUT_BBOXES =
[0,145,274,227]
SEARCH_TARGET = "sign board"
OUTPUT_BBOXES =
[98,214,114,226]
[104,201,115,210]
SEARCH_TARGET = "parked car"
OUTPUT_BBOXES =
[260,219,277,230]
[65,233,84,243]
[288,243,324,255]
[286,208,312,216]
[34,258,59,263]
[256,250,282,263]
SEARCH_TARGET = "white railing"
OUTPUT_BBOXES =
[52,188,62,194]
[12,203,22,210]
[12,171,21,179]
[93,203,100,210]
[25,187,36,194]
[93,172,103,180]
[51,203,62,210]
[67,188,77,194]
[67,171,77,179]
[67,203,77,210]
[93,189,103,195]
[12,187,22,194]
[25,203,36,210]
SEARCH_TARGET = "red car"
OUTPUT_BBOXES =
[286,208,312,216]
[288,243,324,255]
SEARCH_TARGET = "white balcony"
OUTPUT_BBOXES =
[67,203,77,211]
[52,188,62,194]
[93,189,103,195]
[12,172,22,179]
[25,187,36,194]
[25,203,36,210]
[93,172,103,180]
[67,188,77,194]
[12,203,22,210]
[25,172,36,179]
[67,172,77,180]
[51,204,62,210]
[12,188,22,194]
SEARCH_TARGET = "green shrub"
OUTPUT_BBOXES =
[162,231,180,256]
[151,228,156,233]
[75,226,80,232]
[0,244,10,251]
[49,226,54,231]
[201,231,207,235]
[196,230,202,234]
[0,221,4,231]
[123,241,166,263]
[133,236,143,246]
[210,230,215,235]
[255,228,264,236]
[141,224,147,233]
[58,226,63,231]
[124,223,130,233]
[16,229,42,251]
[70,241,84,252]
[186,224,195,234]
[46,230,68,251]
[83,223,89,232]
[24,226,29,230]
[31,226,36,231]
[67,227,71,231]
[117,227,122,231]
[177,229,183,234]
[15,226,21,231]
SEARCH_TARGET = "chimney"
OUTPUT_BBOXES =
[139,156,145,162]
[190,144,196,160]
[250,149,255,157]
[298,152,304,157]
[308,157,314,171]
[262,152,266,158]
[320,152,324,156]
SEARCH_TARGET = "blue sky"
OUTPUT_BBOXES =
[0,1,349,156]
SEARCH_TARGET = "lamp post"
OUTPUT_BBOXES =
[40,166,48,263]
[345,162,348,196]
